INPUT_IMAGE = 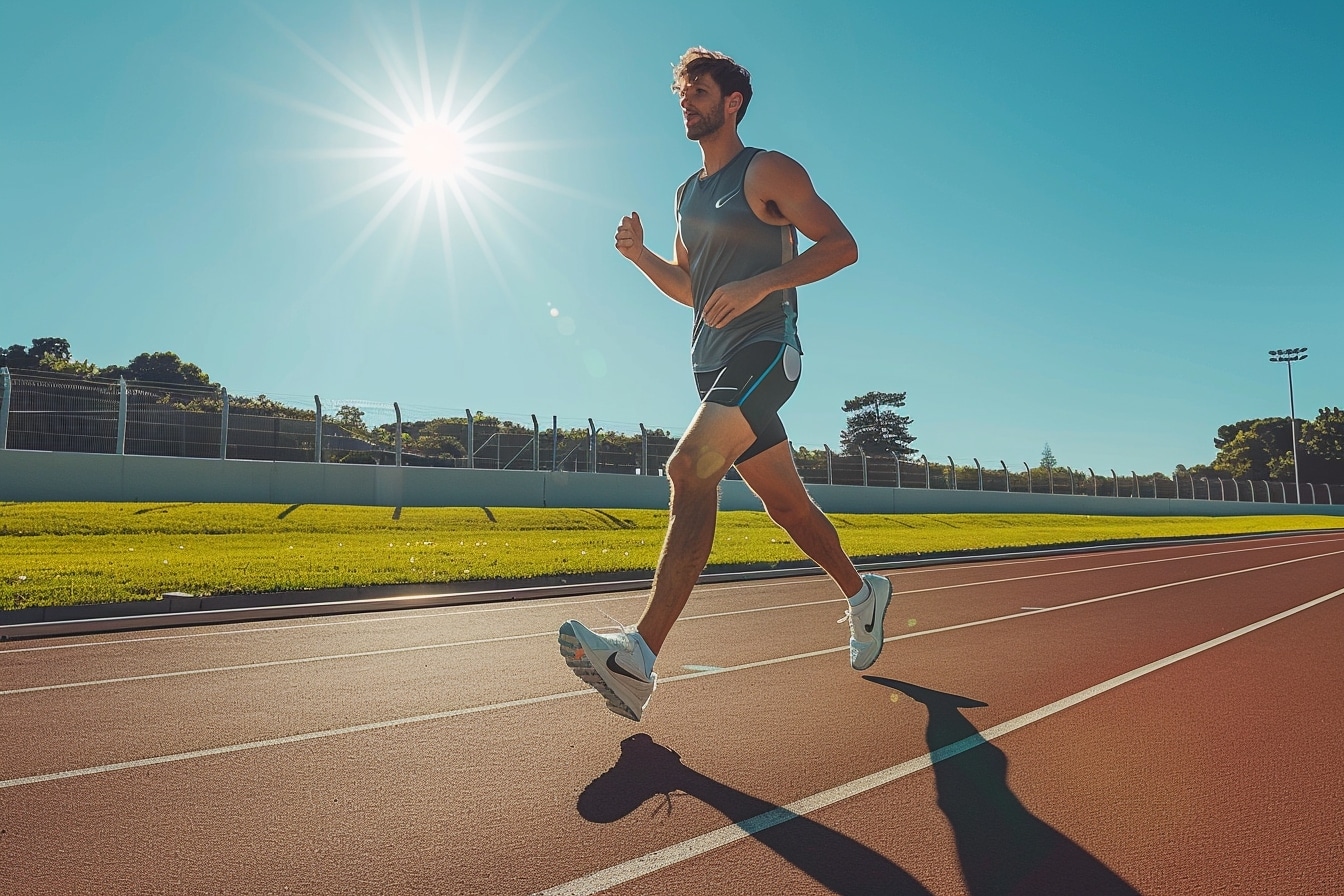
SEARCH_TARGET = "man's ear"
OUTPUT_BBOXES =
[727,92,742,111]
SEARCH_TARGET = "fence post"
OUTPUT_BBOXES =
[945,456,956,490]
[1307,482,1316,504]
[892,452,902,488]
[117,377,128,456]
[1110,469,1118,497]
[1089,467,1097,496]
[825,444,833,485]
[551,416,558,471]
[922,455,930,489]
[465,409,473,469]
[0,367,10,450]
[974,458,983,490]
[314,395,322,462]
[395,402,403,467]
[531,415,539,471]
[1132,471,1140,497]
[640,423,648,476]
[1071,469,1078,495]
[1024,462,1031,494]
[588,419,597,473]
[1001,460,1010,492]
[1324,483,1332,505]
[1152,474,1158,498]
[859,448,868,486]
[220,387,230,460]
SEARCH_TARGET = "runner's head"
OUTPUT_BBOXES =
[672,48,751,140]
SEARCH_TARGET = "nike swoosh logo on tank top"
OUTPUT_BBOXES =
[714,188,742,208]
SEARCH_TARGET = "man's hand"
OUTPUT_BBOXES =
[614,211,644,262]
[701,278,768,329]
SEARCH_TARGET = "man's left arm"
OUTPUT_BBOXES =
[699,152,858,329]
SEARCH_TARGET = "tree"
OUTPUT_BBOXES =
[839,391,916,458]
[1299,407,1344,481]
[99,351,212,388]
[333,405,367,434]
[1211,418,1295,479]
[2,336,70,369]
[1040,443,1057,471]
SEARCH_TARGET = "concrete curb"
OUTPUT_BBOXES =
[1,529,1334,641]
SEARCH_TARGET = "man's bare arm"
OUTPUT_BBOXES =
[615,211,693,307]
[699,153,857,329]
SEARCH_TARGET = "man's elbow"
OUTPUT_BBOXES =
[838,233,858,269]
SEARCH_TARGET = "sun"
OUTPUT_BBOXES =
[250,1,586,293]
[401,119,468,183]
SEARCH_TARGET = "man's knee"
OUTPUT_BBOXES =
[666,443,732,490]
[764,494,816,530]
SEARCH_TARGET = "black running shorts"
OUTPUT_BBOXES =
[695,340,802,464]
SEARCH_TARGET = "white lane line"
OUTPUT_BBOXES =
[0,600,840,695]
[8,547,1343,695]
[5,533,1336,656]
[4,546,1340,786]
[536,584,1344,896]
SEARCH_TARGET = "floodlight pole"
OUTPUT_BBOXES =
[1269,347,1308,503]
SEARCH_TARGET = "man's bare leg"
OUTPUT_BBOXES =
[636,402,756,655]
[734,440,863,596]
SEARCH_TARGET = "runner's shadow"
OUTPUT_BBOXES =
[579,734,933,896]
[863,677,1142,896]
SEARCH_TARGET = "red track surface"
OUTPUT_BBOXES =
[4,532,1343,895]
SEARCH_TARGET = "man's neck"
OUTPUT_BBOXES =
[698,128,746,178]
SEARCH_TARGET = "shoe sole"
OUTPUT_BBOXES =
[852,575,892,672]
[559,622,643,722]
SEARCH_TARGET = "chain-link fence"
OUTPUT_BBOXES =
[1,367,1338,504]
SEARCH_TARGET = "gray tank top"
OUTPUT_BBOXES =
[676,147,801,372]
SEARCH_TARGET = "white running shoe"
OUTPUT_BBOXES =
[558,620,657,721]
[841,573,892,671]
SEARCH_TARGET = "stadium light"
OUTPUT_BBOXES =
[1269,347,1308,503]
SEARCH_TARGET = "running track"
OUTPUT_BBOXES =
[3,531,1342,895]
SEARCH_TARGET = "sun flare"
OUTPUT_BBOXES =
[401,119,468,183]
[253,1,583,294]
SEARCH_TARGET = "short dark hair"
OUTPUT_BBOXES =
[672,47,752,124]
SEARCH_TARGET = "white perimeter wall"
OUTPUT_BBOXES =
[1,449,1341,518]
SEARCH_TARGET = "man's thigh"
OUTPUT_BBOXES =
[671,401,758,483]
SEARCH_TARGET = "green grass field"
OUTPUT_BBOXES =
[1,501,1340,610]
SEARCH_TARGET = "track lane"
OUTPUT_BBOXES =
[4,538,1342,782]
[2,534,1340,894]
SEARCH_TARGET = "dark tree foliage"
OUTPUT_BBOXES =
[2,337,71,369]
[99,352,213,389]
[839,391,916,458]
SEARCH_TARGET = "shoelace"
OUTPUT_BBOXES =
[837,597,870,627]
[595,606,635,645]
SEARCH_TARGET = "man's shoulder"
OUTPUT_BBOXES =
[745,149,806,177]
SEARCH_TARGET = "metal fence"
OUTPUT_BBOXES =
[1,367,1338,505]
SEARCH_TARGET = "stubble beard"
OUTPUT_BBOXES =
[685,104,726,141]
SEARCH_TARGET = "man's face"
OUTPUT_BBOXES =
[677,74,730,141]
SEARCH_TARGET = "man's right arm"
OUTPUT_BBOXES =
[615,211,693,307]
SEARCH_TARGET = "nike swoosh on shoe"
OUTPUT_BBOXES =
[607,652,647,681]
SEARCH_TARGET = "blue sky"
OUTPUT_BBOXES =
[3,1,1341,475]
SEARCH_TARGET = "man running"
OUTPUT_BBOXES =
[559,48,891,721]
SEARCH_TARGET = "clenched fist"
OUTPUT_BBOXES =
[614,211,644,262]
